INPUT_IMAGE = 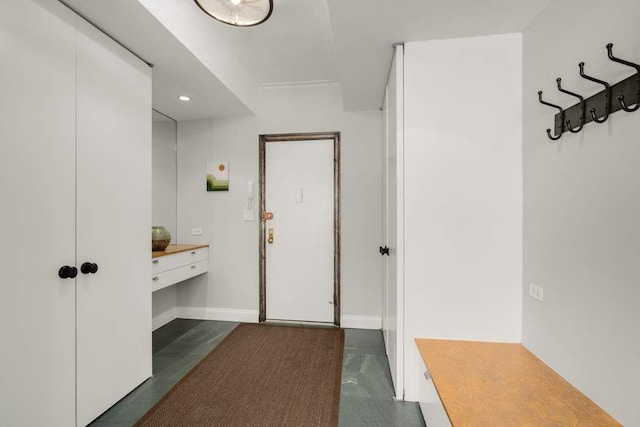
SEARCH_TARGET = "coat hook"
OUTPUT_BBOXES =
[606,43,640,112]
[579,62,611,123]
[556,78,585,133]
[538,90,563,141]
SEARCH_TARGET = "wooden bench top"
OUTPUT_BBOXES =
[415,338,620,426]
[152,244,209,258]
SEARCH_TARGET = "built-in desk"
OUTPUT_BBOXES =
[152,244,209,292]
[415,338,620,426]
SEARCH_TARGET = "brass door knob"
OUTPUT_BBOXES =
[263,211,274,221]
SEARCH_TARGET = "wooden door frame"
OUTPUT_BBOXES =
[259,132,341,326]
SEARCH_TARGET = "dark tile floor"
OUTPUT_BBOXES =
[340,330,425,426]
[90,320,425,426]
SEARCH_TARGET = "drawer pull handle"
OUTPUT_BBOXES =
[191,251,197,255]
[191,265,196,269]
[152,260,159,264]
[424,371,431,381]
[152,276,159,281]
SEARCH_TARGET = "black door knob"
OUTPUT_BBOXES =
[81,262,99,274]
[58,266,78,279]
[58,266,71,279]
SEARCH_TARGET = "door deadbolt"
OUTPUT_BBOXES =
[268,228,274,244]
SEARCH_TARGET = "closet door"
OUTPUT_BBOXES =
[0,1,77,426]
[75,18,152,426]
[382,45,405,400]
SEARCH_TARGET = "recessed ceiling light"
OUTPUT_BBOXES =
[178,95,191,102]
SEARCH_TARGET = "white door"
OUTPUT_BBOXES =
[382,85,390,354]
[382,45,405,400]
[0,1,77,425]
[265,139,335,323]
[75,18,152,426]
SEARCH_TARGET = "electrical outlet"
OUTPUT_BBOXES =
[192,228,203,236]
[529,283,544,302]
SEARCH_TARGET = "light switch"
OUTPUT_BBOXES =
[243,209,254,221]
[295,188,304,203]
[192,228,203,236]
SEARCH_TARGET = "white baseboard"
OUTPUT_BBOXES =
[176,306,259,323]
[152,307,178,331]
[169,307,379,329]
[341,315,382,330]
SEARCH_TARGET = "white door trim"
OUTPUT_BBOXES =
[258,132,341,326]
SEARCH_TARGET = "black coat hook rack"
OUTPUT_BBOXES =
[538,43,640,141]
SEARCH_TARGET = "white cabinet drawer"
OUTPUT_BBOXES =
[152,259,208,292]
[418,363,451,427]
[152,247,208,275]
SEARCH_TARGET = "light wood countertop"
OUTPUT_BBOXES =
[416,338,620,426]
[152,244,209,259]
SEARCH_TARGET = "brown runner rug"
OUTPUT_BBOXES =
[135,323,345,427]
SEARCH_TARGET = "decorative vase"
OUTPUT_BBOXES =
[152,226,171,251]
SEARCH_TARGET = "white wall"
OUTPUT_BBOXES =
[403,34,523,400]
[175,116,260,322]
[151,117,178,329]
[523,1,640,424]
[175,84,383,327]
[151,286,177,330]
[152,119,177,240]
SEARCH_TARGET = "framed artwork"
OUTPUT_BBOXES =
[207,161,229,191]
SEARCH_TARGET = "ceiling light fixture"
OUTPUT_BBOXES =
[194,0,273,27]
[178,95,191,101]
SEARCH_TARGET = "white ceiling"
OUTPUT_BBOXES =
[59,0,552,118]
[61,0,252,121]
[327,0,552,110]
[135,0,340,112]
